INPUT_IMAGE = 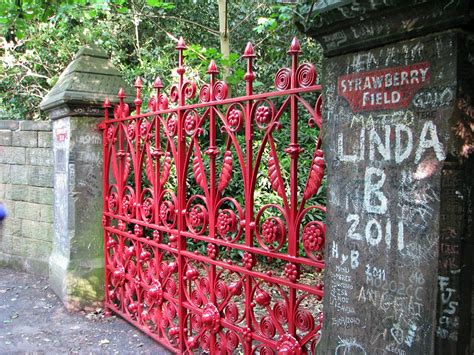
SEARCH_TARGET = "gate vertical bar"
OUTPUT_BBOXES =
[133,78,143,218]
[152,79,163,227]
[207,60,218,354]
[134,77,144,327]
[117,90,126,314]
[176,37,187,353]
[287,38,301,337]
[101,98,111,313]
[243,42,255,354]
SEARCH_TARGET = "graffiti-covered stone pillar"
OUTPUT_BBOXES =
[40,45,133,310]
[302,1,473,353]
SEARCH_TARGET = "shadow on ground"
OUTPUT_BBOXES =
[0,268,170,354]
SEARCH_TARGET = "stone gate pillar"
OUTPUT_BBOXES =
[40,45,133,310]
[302,1,473,353]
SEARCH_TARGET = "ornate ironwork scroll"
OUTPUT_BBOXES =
[101,37,325,354]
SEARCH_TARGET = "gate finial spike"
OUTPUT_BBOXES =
[153,76,164,88]
[102,97,111,121]
[288,37,302,54]
[176,36,187,50]
[118,88,125,98]
[243,43,255,93]
[152,76,163,111]
[134,76,143,88]
[103,97,111,108]
[134,77,143,114]
[207,60,218,74]
[242,42,256,58]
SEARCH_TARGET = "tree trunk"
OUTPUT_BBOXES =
[218,0,230,84]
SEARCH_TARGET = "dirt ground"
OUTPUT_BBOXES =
[0,268,170,354]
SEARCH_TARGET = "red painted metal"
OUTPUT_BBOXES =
[101,37,325,354]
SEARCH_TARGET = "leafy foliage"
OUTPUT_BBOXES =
[0,0,321,119]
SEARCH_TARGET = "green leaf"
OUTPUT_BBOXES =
[145,0,175,9]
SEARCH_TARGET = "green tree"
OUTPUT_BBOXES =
[0,0,322,119]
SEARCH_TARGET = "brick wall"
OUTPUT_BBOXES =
[0,120,53,275]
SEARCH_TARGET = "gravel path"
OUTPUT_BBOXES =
[0,268,170,354]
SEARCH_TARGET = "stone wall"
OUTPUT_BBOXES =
[0,120,54,276]
[304,0,473,352]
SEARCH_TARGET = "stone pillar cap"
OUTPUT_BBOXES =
[40,44,133,116]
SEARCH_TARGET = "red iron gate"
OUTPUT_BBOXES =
[101,37,325,354]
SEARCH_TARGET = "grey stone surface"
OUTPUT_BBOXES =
[22,219,53,242]
[13,201,41,221]
[0,121,55,278]
[11,234,27,257]
[12,131,37,147]
[48,115,105,310]
[0,146,25,164]
[34,186,54,205]
[40,45,124,311]
[0,130,12,146]
[27,238,52,260]
[314,27,473,355]
[26,148,54,166]
[19,120,52,131]
[0,121,19,130]
[27,165,53,187]
[10,164,28,185]
[1,217,21,245]
[0,164,10,183]
[38,205,53,223]
[37,131,53,148]
[40,45,134,116]
[28,186,54,205]
[5,185,52,205]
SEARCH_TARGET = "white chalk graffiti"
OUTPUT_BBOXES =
[338,120,445,164]
[398,169,439,228]
[335,337,367,355]
[399,238,437,267]
[350,110,415,128]
[323,31,348,50]
[328,43,454,353]
[364,167,387,214]
[77,134,101,145]
[414,121,445,163]
[346,214,405,251]
[436,276,459,341]
[413,87,454,109]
